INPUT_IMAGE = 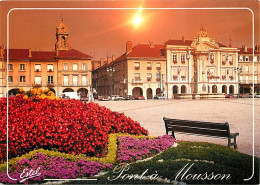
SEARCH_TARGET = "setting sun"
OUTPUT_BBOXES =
[133,14,142,27]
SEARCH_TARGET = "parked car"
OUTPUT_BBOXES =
[248,94,254,98]
[123,95,132,100]
[98,95,110,101]
[154,95,165,99]
[255,94,260,98]
[133,95,145,100]
[114,95,124,101]
[239,93,250,98]
[80,96,89,102]
[62,92,80,100]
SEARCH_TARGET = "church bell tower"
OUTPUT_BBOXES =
[55,19,70,51]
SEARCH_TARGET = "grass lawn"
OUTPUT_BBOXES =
[65,141,259,184]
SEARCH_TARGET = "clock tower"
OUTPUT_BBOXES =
[55,20,70,51]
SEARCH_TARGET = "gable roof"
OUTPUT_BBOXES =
[3,48,92,60]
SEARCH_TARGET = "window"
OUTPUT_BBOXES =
[156,62,161,70]
[134,73,140,80]
[240,76,243,82]
[147,73,152,81]
[156,73,161,81]
[173,54,177,63]
[239,56,243,61]
[246,76,249,84]
[240,66,243,73]
[255,76,258,83]
[8,64,13,71]
[20,76,25,83]
[63,75,69,85]
[48,76,54,84]
[35,76,41,84]
[82,75,87,85]
[245,66,249,73]
[73,75,78,85]
[134,62,140,70]
[8,76,13,83]
[245,56,249,62]
[64,63,69,70]
[147,62,152,69]
[47,64,54,71]
[82,63,87,71]
[254,66,258,73]
[73,64,78,71]
[181,54,185,62]
[35,64,41,71]
[19,64,25,71]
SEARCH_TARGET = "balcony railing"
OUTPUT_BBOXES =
[147,67,152,70]
[35,69,41,72]
[48,69,54,72]
[239,80,260,84]
[132,78,143,84]
[147,77,152,81]
[156,67,161,70]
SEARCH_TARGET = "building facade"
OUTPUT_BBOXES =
[93,29,241,99]
[238,45,260,94]
[92,41,167,99]
[0,21,92,97]
[165,29,239,99]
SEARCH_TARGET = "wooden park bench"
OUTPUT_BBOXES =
[163,117,239,149]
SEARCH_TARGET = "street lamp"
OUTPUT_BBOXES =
[106,67,115,96]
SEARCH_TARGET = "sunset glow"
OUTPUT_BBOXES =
[133,14,142,27]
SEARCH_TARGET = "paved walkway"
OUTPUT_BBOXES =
[97,98,260,157]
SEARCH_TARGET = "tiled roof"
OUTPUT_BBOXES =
[3,48,92,60]
[57,49,92,59]
[165,40,192,46]
[164,39,227,48]
[127,44,165,58]
[238,48,260,54]
[3,49,30,60]
[31,51,55,60]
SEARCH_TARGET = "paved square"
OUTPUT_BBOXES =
[97,98,260,157]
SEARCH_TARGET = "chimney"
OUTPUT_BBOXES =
[0,45,5,59]
[28,48,32,57]
[112,55,117,61]
[245,46,247,52]
[182,36,185,42]
[255,45,259,52]
[150,41,154,48]
[126,41,132,54]
[107,57,113,64]
[100,58,104,66]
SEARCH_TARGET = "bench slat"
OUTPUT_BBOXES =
[164,119,227,130]
[167,125,229,137]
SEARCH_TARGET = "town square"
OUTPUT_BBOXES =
[0,0,259,184]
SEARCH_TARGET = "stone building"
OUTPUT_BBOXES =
[238,45,260,94]
[0,20,92,97]
[92,41,167,98]
[165,29,239,99]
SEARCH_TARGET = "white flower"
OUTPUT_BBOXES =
[157,159,164,162]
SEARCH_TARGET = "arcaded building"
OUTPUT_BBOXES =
[0,20,92,97]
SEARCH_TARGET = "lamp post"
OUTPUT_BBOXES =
[107,67,115,96]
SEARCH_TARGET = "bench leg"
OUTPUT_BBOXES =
[233,136,238,149]
[227,138,231,147]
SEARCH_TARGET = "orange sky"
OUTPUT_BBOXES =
[0,0,259,60]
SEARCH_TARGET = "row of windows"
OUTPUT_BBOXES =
[7,63,88,71]
[8,76,54,84]
[8,75,88,85]
[134,62,161,69]
[238,56,260,62]
[134,73,161,80]
[240,66,258,73]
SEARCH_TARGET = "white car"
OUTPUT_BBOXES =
[62,92,80,100]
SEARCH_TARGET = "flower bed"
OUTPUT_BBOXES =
[0,96,148,162]
[117,135,177,162]
[0,153,112,184]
